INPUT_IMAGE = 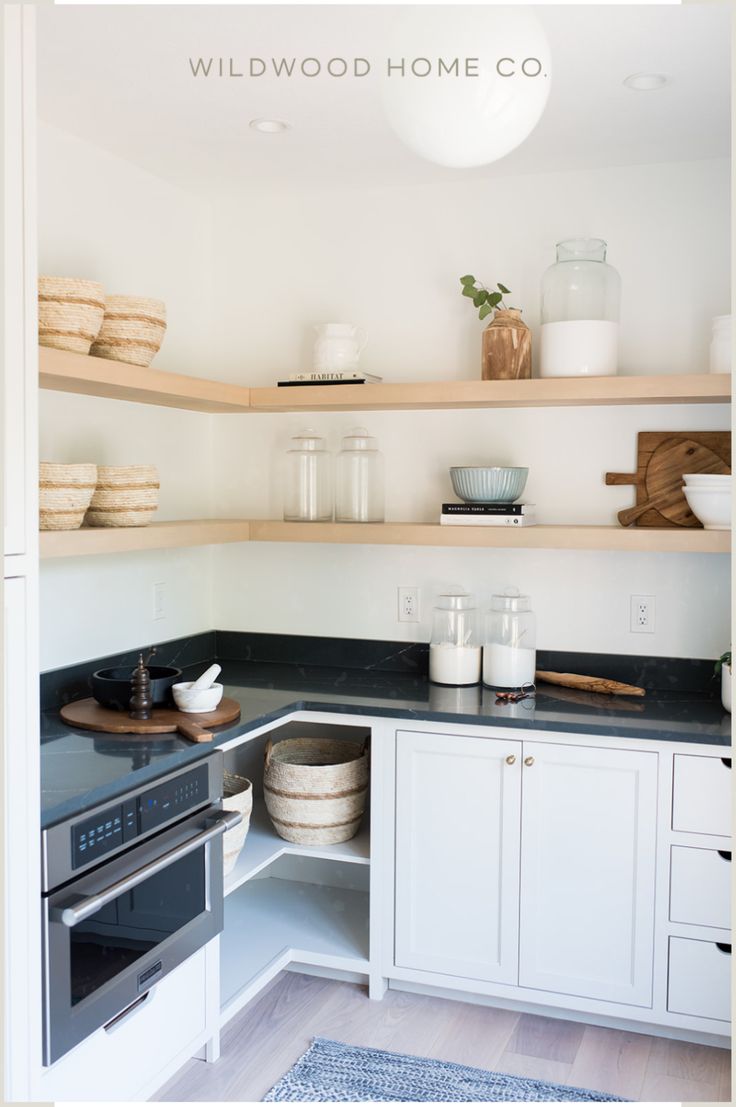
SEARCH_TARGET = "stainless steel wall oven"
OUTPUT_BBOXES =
[41,751,240,1065]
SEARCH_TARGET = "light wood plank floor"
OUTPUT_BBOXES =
[155,972,731,1103]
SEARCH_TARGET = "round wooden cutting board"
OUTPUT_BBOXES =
[643,438,729,526]
[60,697,241,743]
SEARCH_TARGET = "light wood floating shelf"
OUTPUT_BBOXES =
[39,519,730,558]
[40,519,251,559]
[39,347,251,413]
[250,374,731,411]
[250,521,730,553]
[39,348,730,413]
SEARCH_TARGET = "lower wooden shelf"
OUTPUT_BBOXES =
[39,518,731,558]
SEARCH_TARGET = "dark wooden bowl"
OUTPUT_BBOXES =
[90,665,182,711]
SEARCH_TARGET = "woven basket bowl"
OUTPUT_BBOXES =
[90,295,167,367]
[39,462,97,530]
[222,771,253,876]
[38,276,105,354]
[85,465,160,528]
[264,736,369,845]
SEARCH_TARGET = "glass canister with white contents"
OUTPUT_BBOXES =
[483,589,536,690]
[283,429,332,522]
[429,591,482,686]
[540,238,621,377]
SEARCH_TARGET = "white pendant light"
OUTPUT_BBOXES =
[381,8,551,169]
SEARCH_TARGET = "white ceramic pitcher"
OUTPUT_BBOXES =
[313,323,367,373]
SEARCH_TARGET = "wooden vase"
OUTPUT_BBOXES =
[481,309,532,380]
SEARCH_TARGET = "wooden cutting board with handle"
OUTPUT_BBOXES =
[61,697,241,743]
[606,431,730,527]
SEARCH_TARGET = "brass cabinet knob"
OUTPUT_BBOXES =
[505,754,516,765]
[524,756,535,767]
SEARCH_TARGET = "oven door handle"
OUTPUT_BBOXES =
[57,808,242,928]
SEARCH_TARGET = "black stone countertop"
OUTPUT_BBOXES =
[41,657,731,829]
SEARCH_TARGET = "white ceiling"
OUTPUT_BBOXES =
[37,4,730,195]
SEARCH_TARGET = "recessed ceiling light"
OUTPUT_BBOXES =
[623,73,668,92]
[249,118,291,134]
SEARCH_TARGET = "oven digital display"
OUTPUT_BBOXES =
[72,805,124,869]
[138,763,209,834]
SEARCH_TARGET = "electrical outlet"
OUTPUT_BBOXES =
[630,594,655,634]
[398,586,419,622]
[153,581,166,621]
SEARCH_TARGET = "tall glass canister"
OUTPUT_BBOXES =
[429,591,481,686]
[283,429,332,521]
[540,238,621,377]
[335,427,385,522]
[483,590,536,690]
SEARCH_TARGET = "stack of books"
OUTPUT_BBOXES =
[440,502,537,527]
[277,371,383,387]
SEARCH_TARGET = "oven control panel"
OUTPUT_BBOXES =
[71,763,210,870]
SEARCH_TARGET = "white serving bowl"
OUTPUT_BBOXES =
[172,681,224,713]
[683,473,731,487]
[683,487,731,530]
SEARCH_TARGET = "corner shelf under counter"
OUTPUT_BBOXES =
[225,807,370,897]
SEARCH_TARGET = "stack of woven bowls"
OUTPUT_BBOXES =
[39,463,98,531]
[86,466,160,528]
[38,276,166,367]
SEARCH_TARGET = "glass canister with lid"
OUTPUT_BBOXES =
[540,237,621,377]
[283,429,332,522]
[335,426,385,522]
[429,590,482,686]
[483,589,536,690]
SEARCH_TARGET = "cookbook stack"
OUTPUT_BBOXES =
[440,502,536,527]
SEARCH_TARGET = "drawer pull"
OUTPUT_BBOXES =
[103,990,152,1033]
[717,850,732,861]
[715,943,732,955]
[524,756,535,767]
[721,758,731,769]
[505,755,516,765]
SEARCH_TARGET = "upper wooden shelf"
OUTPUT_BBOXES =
[39,518,730,558]
[39,348,730,413]
[39,347,251,413]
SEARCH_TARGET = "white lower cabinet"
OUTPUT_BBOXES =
[394,730,659,1012]
[395,730,522,983]
[33,948,208,1102]
[670,845,731,930]
[518,741,658,1007]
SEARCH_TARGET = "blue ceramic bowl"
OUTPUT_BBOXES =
[450,466,528,504]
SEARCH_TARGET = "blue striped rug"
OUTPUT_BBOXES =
[264,1037,627,1102]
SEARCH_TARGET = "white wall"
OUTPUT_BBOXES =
[207,158,730,384]
[37,127,730,666]
[38,124,217,670]
[208,158,731,659]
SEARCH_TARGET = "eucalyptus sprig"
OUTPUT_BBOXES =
[715,650,732,677]
[460,275,512,321]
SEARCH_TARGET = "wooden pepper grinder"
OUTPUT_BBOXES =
[129,653,153,720]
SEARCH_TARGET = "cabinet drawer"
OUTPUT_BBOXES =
[668,937,731,1023]
[672,755,731,837]
[35,948,207,1101]
[670,846,731,930]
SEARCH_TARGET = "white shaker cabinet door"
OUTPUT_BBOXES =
[518,742,657,1007]
[395,730,522,984]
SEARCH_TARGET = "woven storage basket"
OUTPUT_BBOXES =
[38,276,105,354]
[222,771,253,876]
[264,736,369,845]
[85,465,160,528]
[39,462,97,531]
[90,295,167,367]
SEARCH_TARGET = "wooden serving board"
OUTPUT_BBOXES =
[61,697,241,744]
[606,431,730,528]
